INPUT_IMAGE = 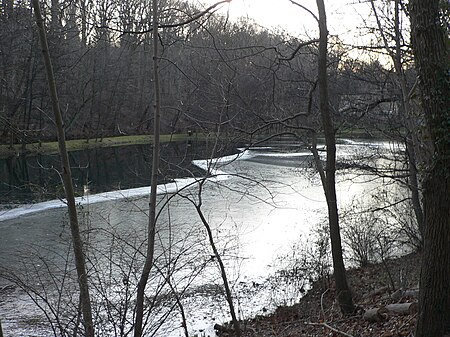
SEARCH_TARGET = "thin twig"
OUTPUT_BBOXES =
[320,288,330,320]
[279,39,319,61]
[288,0,319,22]
[398,313,417,331]
[306,322,355,337]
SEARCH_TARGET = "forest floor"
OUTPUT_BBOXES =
[218,252,421,337]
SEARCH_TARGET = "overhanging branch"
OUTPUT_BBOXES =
[280,39,320,61]
[288,0,319,22]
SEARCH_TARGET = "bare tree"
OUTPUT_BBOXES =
[193,178,242,337]
[315,0,355,315]
[133,0,161,335]
[31,0,94,335]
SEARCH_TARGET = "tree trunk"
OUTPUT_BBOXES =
[410,1,450,336]
[315,0,355,315]
[134,0,160,335]
[195,184,242,337]
[31,1,94,336]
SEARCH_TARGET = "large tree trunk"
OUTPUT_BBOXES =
[315,0,355,315]
[410,1,450,336]
[31,1,94,336]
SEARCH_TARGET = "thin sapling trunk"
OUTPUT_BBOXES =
[134,0,161,335]
[31,1,94,335]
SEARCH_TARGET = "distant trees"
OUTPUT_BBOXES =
[368,0,425,243]
[409,0,450,336]
[0,2,37,146]
[1,0,406,146]
[327,0,427,254]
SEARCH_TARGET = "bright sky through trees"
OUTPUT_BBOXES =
[195,0,372,43]
[194,0,394,64]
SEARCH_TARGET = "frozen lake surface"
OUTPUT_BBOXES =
[0,140,401,336]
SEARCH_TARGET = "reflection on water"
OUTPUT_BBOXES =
[0,140,235,204]
[0,139,402,336]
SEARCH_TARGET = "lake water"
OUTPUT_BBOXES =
[0,139,402,336]
[0,140,218,205]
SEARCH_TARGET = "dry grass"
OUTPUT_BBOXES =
[0,133,205,158]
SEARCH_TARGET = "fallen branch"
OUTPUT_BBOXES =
[320,288,330,320]
[0,284,15,292]
[398,313,418,330]
[386,303,418,316]
[363,307,389,322]
[306,322,355,337]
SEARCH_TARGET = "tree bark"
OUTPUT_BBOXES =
[31,1,94,336]
[410,1,450,336]
[134,0,160,336]
[315,0,355,315]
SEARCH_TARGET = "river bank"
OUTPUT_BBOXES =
[218,252,421,337]
[0,133,204,159]
[0,128,384,159]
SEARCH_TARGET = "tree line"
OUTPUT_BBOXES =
[1,0,413,145]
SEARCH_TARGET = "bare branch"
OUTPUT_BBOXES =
[288,0,319,22]
[279,39,320,61]
[109,0,232,35]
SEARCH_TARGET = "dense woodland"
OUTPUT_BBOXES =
[1,0,414,145]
